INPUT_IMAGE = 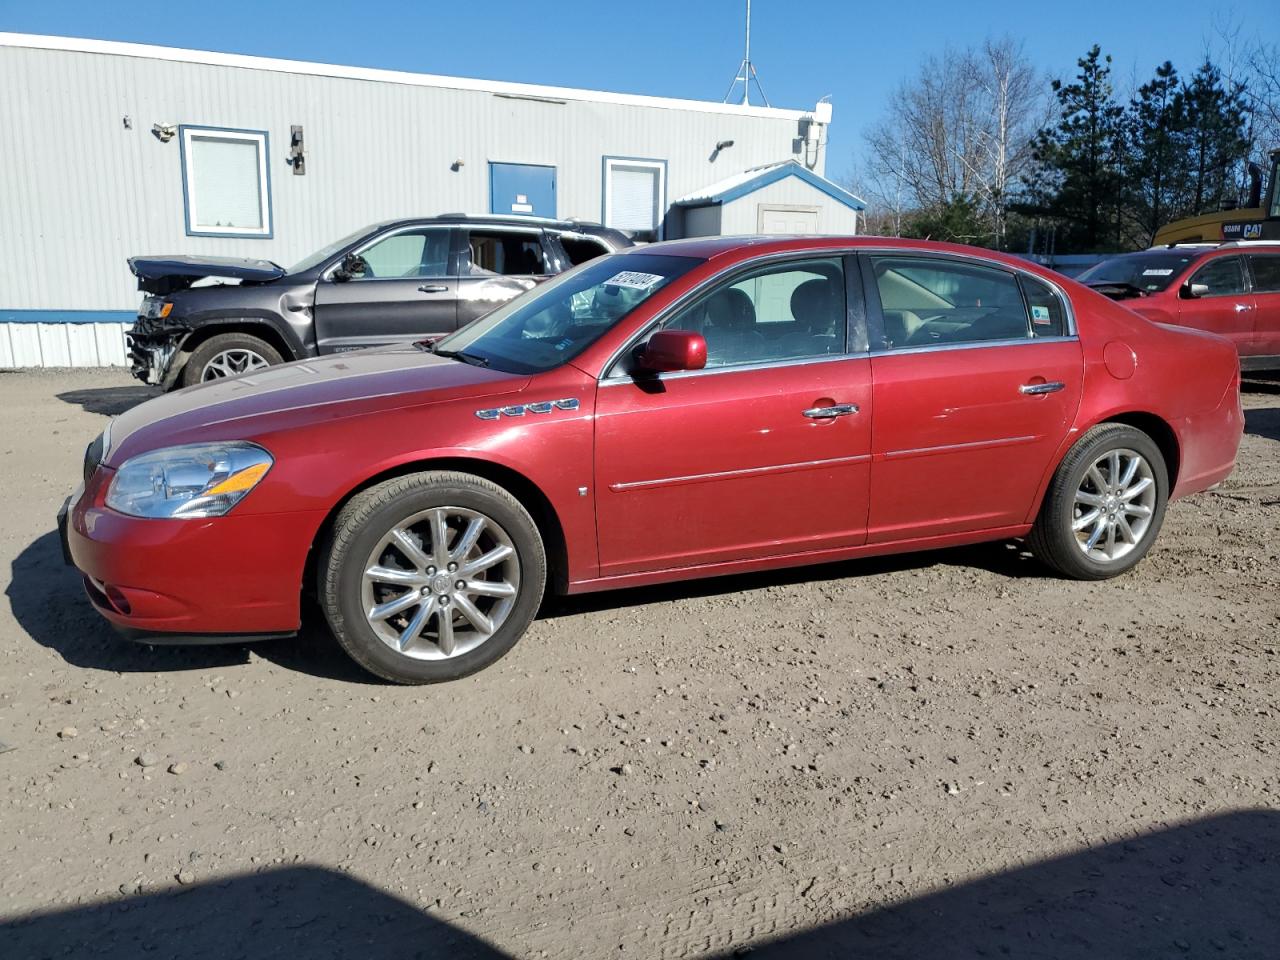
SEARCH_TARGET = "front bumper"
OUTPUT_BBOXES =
[126,319,187,387]
[62,469,325,640]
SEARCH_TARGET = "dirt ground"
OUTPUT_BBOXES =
[1,367,1278,959]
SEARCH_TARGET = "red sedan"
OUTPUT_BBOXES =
[62,237,1244,683]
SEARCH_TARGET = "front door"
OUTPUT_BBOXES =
[594,256,872,577]
[864,255,1084,542]
[313,226,458,353]
[1177,255,1257,356]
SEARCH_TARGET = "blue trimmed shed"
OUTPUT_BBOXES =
[671,160,865,238]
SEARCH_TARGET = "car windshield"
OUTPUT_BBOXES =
[1077,251,1204,293]
[431,254,702,374]
[287,224,384,275]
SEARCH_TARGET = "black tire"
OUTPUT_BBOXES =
[1029,423,1169,580]
[321,471,546,684]
[180,333,283,387]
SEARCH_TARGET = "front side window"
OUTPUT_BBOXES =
[432,254,700,375]
[871,257,1030,348]
[466,230,546,277]
[658,258,846,368]
[353,229,450,280]
[1247,254,1280,293]
[180,126,271,238]
[1188,257,1246,297]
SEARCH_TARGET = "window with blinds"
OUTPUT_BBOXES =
[180,127,272,238]
[604,158,666,236]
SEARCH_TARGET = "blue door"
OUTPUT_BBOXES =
[489,163,556,218]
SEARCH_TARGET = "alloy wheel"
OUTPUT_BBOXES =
[1071,448,1157,563]
[201,348,271,380]
[361,506,521,660]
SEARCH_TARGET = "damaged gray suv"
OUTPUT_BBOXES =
[127,214,631,388]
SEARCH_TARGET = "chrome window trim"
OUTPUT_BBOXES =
[868,334,1079,358]
[320,224,455,283]
[597,245,1080,382]
[599,350,863,387]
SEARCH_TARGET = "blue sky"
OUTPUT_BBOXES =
[1,0,1269,182]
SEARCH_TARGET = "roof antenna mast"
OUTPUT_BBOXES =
[723,0,770,107]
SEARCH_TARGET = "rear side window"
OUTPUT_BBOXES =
[560,235,611,266]
[1189,257,1246,297]
[1020,275,1067,337]
[1248,255,1280,293]
[871,257,1029,348]
[467,230,546,276]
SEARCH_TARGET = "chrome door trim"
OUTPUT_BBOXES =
[609,452,873,493]
[803,403,859,418]
[868,335,1079,358]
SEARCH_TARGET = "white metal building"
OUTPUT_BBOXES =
[0,32,862,368]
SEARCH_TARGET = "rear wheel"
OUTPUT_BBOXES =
[1029,423,1169,580]
[321,472,546,684]
[181,333,282,387]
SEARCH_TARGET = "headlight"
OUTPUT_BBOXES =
[140,297,173,320]
[106,442,273,519]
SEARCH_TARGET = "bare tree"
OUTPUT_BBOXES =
[861,36,1044,247]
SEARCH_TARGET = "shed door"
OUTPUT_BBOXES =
[758,204,819,234]
[490,163,556,218]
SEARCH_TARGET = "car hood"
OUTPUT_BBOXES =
[128,255,287,295]
[105,345,529,465]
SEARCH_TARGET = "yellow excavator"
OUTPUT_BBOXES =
[1153,148,1280,245]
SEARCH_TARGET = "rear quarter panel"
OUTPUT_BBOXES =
[1055,283,1241,502]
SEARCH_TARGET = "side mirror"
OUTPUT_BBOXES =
[636,330,707,373]
[333,253,368,282]
[1181,281,1210,299]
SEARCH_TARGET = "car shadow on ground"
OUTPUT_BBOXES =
[55,384,160,416]
[7,531,375,684]
[3,811,1276,959]
[543,539,1047,620]
[1243,403,1280,442]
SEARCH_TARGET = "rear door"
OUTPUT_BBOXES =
[312,226,458,353]
[864,255,1083,542]
[1245,252,1280,359]
[1176,254,1257,356]
[455,226,554,327]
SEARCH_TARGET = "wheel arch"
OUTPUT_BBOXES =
[1094,411,1181,490]
[303,456,571,606]
[168,320,299,387]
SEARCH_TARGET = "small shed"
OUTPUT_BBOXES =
[672,160,865,238]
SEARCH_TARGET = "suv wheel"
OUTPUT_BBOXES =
[182,333,283,387]
[321,472,546,684]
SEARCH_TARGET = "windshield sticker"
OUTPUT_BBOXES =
[605,271,665,290]
[1141,268,1174,276]
[1030,305,1052,325]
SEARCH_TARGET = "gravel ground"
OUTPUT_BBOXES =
[1,368,1278,959]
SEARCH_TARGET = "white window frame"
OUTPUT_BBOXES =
[179,125,272,239]
[602,157,667,238]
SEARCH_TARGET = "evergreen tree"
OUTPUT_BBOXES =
[1127,62,1186,245]
[1181,60,1251,215]
[1025,45,1128,251]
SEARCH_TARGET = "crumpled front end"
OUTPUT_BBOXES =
[126,315,189,387]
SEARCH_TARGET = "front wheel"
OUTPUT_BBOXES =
[321,472,546,684]
[181,333,283,387]
[1029,423,1169,580]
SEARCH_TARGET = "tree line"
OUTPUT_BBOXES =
[851,34,1280,254]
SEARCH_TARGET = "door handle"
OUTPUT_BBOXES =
[1234,303,1252,313]
[1020,381,1066,395]
[418,284,448,293]
[802,403,859,419]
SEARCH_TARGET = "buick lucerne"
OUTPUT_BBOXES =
[62,237,1244,683]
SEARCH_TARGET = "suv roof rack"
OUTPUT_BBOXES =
[1219,239,1280,249]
